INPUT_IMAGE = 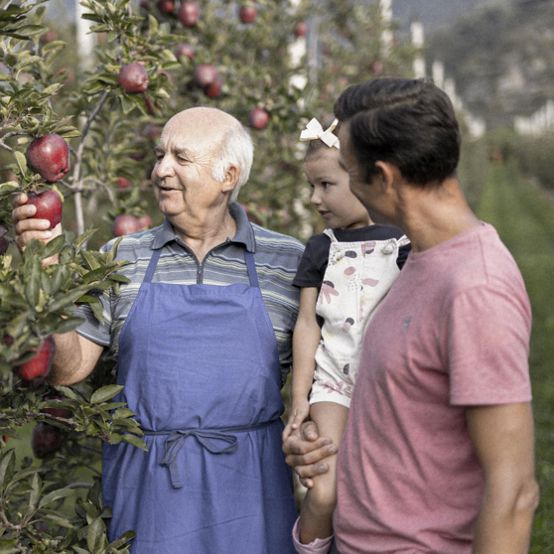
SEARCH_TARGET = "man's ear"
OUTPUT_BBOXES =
[375,161,401,192]
[221,164,240,194]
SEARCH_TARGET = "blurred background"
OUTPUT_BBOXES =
[1,0,552,551]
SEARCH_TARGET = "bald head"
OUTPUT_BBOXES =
[161,107,254,200]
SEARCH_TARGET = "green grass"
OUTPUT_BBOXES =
[477,163,554,553]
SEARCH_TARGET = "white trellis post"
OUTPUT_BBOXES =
[410,21,426,79]
[73,0,95,235]
[379,0,393,56]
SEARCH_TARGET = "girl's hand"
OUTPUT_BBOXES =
[282,399,310,441]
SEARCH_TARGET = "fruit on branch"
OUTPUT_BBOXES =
[116,177,132,190]
[248,107,269,130]
[175,43,195,61]
[203,76,223,98]
[32,422,64,458]
[27,190,63,229]
[26,133,70,183]
[142,123,162,141]
[137,214,153,230]
[294,21,307,38]
[113,214,141,237]
[371,60,384,75]
[39,30,59,45]
[17,336,56,384]
[194,64,218,88]
[178,1,199,27]
[118,62,149,94]
[0,223,8,254]
[239,4,257,24]
[157,0,175,14]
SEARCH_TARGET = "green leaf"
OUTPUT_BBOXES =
[28,472,41,512]
[39,486,74,508]
[0,538,18,553]
[24,257,41,308]
[122,433,148,451]
[82,250,101,270]
[43,512,74,528]
[13,150,27,174]
[53,385,86,402]
[90,384,123,404]
[41,234,66,259]
[86,517,106,553]
[0,449,16,492]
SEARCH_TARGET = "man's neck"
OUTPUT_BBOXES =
[170,208,237,262]
[396,178,480,252]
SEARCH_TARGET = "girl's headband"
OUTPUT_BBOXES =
[299,118,340,149]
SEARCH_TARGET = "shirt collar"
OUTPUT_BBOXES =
[150,202,256,253]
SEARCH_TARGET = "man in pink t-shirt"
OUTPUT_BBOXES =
[284,78,538,553]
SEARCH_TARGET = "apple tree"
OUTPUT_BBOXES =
[0,0,415,550]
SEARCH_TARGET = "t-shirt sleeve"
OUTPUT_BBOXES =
[396,243,411,269]
[292,236,327,288]
[447,285,532,406]
[74,242,114,347]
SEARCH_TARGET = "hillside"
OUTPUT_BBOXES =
[424,0,554,129]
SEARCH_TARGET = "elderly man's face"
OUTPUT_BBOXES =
[151,111,227,222]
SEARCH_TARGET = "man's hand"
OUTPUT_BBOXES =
[12,192,62,264]
[283,420,337,488]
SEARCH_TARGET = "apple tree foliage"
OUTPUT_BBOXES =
[0,0,415,551]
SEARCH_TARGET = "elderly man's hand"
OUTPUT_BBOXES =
[283,420,338,488]
[12,192,62,264]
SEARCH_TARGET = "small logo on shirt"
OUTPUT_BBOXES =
[403,316,412,330]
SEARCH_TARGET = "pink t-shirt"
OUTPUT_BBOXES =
[334,223,532,554]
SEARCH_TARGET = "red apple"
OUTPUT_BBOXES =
[248,107,269,130]
[142,123,162,141]
[113,214,141,237]
[294,21,307,38]
[371,60,384,76]
[140,0,150,9]
[157,0,174,14]
[194,64,218,88]
[175,43,195,61]
[32,422,64,458]
[178,1,199,26]
[239,5,257,24]
[26,133,70,183]
[17,336,56,383]
[27,190,63,229]
[3,333,14,346]
[39,30,59,45]
[118,62,149,94]
[204,76,223,98]
[137,214,153,230]
[116,176,132,190]
[0,224,8,255]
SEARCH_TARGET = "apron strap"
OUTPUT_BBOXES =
[244,251,259,288]
[151,419,278,489]
[144,248,162,283]
[160,429,238,489]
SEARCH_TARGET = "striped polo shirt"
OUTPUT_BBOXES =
[76,203,304,385]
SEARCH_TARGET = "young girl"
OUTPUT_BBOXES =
[284,117,410,552]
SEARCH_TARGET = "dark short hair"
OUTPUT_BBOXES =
[333,78,460,186]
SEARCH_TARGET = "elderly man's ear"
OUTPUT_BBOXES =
[221,164,240,195]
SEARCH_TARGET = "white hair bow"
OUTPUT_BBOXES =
[299,118,340,149]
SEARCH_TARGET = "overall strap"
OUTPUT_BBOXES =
[144,249,162,283]
[244,250,259,288]
[323,228,337,242]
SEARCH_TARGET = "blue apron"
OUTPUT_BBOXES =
[102,247,297,553]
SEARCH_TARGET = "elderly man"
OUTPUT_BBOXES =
[285,78,538,554]
[13,107,303,553]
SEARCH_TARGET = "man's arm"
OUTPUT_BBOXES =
[13,192,105,385]
[283,420,338,488]
[50,331,103,385]
[467,402,539,554]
